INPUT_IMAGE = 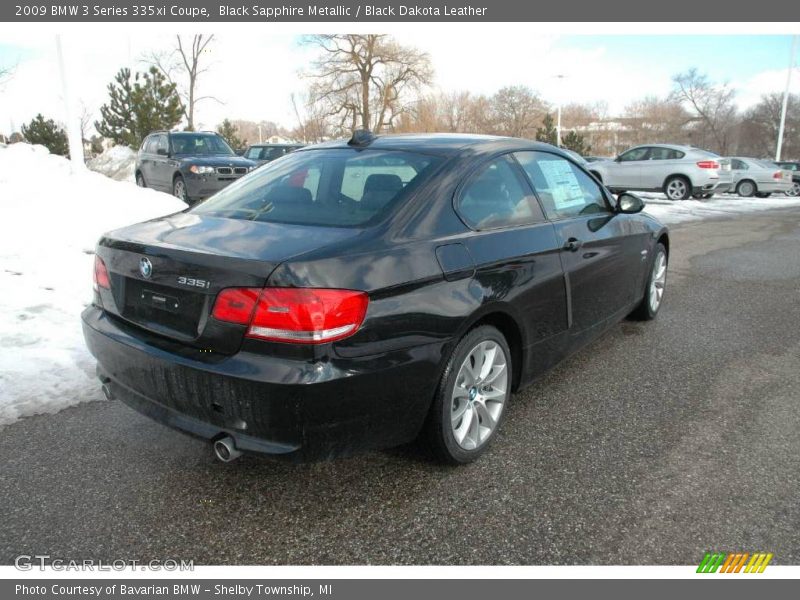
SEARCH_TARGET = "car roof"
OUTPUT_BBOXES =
[297,133,566,157]
[249,143,303,147]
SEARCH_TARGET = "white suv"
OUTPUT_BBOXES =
[588,144,733,200]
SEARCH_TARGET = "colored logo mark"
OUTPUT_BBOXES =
[697,552,773,573]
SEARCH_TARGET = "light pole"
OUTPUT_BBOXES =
[554,74,567,147]
[776,35,798,161]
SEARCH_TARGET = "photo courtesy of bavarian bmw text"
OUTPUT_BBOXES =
[1,0,800,596]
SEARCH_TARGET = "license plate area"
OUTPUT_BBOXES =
[141,289,181,313]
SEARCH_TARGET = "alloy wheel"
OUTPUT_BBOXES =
[649,251,667,313]
[788,181,800,197]
[450,340,508,450]
[666,179,687,200]
[174,179,187,201]
[738,181,755,197]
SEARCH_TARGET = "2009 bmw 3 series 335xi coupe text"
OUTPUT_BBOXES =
[82,132,669,464]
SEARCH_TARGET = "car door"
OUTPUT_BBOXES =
[454,155,569,368]
[643,146,684,190]
[730,158,748,186]
[150,133,171,191]
[514,151,646,332]
[606,146,649,189]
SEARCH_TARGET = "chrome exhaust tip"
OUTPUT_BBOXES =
[101,384,114,401]
[213,436,242,463]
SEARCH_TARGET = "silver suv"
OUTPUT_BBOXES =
[588,144,733,200]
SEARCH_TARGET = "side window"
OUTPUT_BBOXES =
[732,159,747,170]
[649,147,685,160]
[515,151,610,220]
[142,136,156,153]
[618,147,649,162]
[155,134,169,155]
[245,147,261,160]
[456,156,542,229]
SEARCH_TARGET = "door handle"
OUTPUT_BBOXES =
[563,238,583,252]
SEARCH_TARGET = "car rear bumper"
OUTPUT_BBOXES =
[81,305,445,461]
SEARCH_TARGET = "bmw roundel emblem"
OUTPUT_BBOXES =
[139,257,153,279]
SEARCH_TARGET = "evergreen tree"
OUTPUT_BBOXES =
[535,113,558,146]
[95,67,183,148]
[21,114,69,157]
[217,119,244,153]
[561,130,591,156]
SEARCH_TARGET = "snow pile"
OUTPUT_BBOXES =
[0,143,186,425]
[642,193,800,225]
[87,144,137,182]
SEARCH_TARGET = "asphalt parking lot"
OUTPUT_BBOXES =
[1,209,799,565]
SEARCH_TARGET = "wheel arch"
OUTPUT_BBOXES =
[662,173,692,189]
[456,308,525,393]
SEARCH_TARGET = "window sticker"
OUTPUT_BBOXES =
[538,160,585,210]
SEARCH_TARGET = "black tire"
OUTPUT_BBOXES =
[736,180,756,197]
[755,192,772,198]
[135,172,146,188]
[629,243,668,321]
[173,175,190,204]
[424,325,512,464]
[664,176,691,201]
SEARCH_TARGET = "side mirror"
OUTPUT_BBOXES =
[617,192,645,214]
[614,155,622,162]
[156,148,169,156]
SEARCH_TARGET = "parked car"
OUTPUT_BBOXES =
[135,131,257,205]
[774,161,800,196]
[588,144,733,200]
[728,157,793,197]
[243,143,305,165]
[84,132,669,464]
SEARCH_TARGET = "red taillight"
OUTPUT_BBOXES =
[93,255,110,291]
[212,287,369,344]
[211,288,260,324]
[696,160,720,169]
[773,171,784,179]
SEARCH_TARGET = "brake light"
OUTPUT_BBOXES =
[211,287,369,344]
[93,255,110,291]
[773,171,784,179]
[212,288,259,324]
[696,160,720,169]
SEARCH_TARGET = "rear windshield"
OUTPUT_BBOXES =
[191,148,442,227]
[170,133,235,156]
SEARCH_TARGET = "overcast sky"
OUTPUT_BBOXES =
[0,32,797,136]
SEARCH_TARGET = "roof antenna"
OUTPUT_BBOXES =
[348,129,376,147]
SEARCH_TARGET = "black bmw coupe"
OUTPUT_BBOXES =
[83,132,669,464]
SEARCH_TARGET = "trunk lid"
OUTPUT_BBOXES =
[95,212,361,353]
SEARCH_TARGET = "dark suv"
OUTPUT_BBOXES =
[135,131,257,204]
[243,143,305,165]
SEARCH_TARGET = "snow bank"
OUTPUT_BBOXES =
[87,144,137,182]
[0,143,186,425]
[642,192,800,225]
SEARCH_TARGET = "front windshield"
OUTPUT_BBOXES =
[170,133,235,156]
[191,148,442,227]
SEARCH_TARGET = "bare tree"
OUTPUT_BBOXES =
[738,92,800,159]
[147,35,217,130]
[488,85,549,138]
[671,68,738,154]
[303,34,433,135]
[623,95,693,145]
